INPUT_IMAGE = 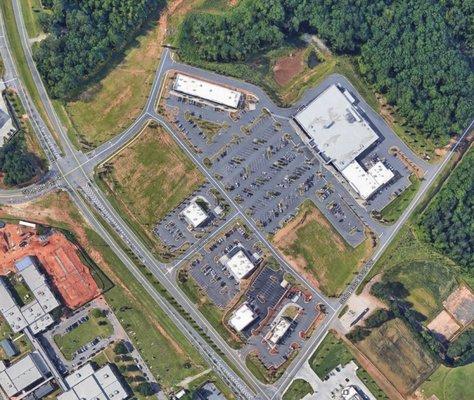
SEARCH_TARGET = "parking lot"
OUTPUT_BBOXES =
[246,273,322,369]
[153,182,231,252]
[161,68,429,248]
[165,93,367,247]
[181,219,323,369]
[188,222,263,308]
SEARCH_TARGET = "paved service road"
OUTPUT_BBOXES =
[1,3,473,399]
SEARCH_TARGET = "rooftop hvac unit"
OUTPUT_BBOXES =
[323,120,334,129]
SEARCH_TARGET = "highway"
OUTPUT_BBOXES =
[1,1,473,398]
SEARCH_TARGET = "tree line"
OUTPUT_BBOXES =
[418,149,473,275]
[0,133,41,186]
[178,0,473,143]
[33,0,164,100]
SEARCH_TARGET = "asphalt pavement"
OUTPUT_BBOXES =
[0,3,473,399]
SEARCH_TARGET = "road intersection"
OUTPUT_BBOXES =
[0,2,472,399]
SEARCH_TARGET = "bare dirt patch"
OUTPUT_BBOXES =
[340,274,387,332]
[443,285,474,327]
[273,49,305,86]
[427,310,461,341]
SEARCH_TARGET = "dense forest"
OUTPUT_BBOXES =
[179,0,473,143]
[33,0,164,99]
[0,133,41,186]
[418,149,473,274]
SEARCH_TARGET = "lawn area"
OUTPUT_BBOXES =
[355,318,437,396]
[420,364,474,400]
[96,121,205,260]
[177,268,243,349]
[8,275,34,306]
[54,309,113,360]
[0,191,209,392]
[272,200,373,297]
[19,0,46,38]
[282,379,313,400]
[309,331,353,379]
[379,175,421,224]
[59,11,163,149]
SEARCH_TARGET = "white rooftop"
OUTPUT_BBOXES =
[0,352,49,397]
[225,249,256,281]
[0,257,59,334]
[0,279,28,333]
[59,363,129,400]
[367,161,394,187]
[182,201,208,228]
[173,74,242,109]
[267,317,291,345]
[64,363,95,387]
[0,93,16,145]
[294,85,379,171]
[341,160,394,200]
[229,303,257,332]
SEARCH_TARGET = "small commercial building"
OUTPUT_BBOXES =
[342,385,369,400]
[58,363,130,400]
[173,74,243,109]
[0,89,17,144]
[0,339,18,358]
[0,352,51,398]
[228,303,257,332]
[182,201,209,228]
[0,256,60,334]
[341,160,394,199]
[194,382,226,400]
[265,317,292,346]
[220,246,256,282]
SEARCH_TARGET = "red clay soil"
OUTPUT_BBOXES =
[273,50,305,86]
[0,224,100,309]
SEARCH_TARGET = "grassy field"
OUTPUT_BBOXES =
[309,332,388,399]
[19,0,46,38]
[59,11,163,149]
[54,309,114,360]
[309,332,353,379]
[356,318,437,395]
[96,122,205,259]
[379,175,421,224]
[0,0,59,149]
[272,200,372,297]
[0,192,209,392]
[282,379,313,400]
[420,364,474,400]
[177,268,243,349]
[367,225,460,319]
